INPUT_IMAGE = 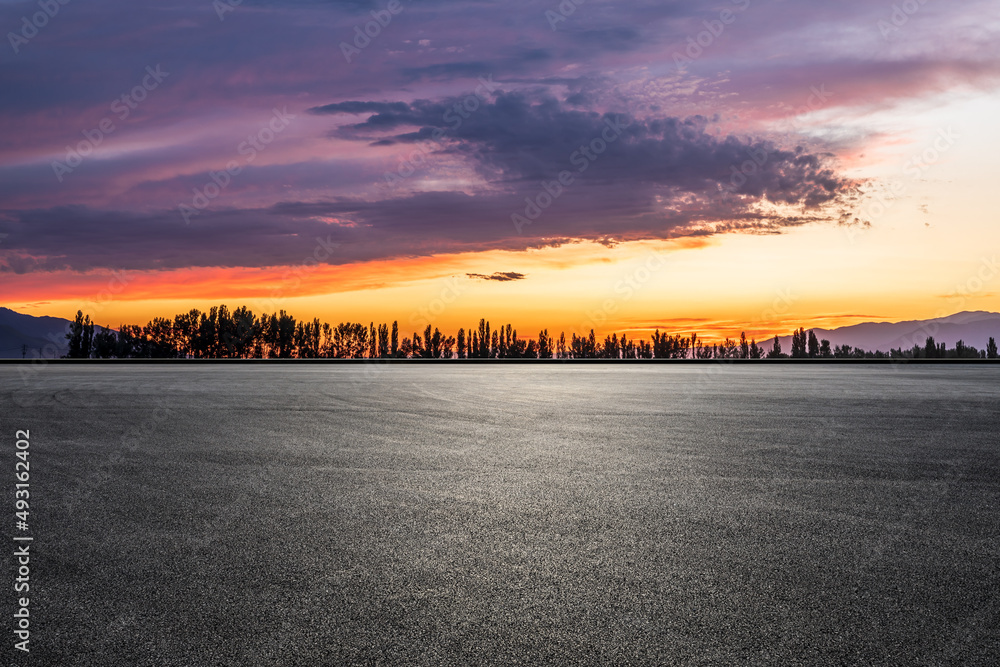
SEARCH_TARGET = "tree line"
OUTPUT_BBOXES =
[62,306,1000,360]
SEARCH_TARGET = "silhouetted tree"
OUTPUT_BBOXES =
[474,319,486,357]
[767,336,783,358]
[537,329,552,358]
[142,317,177,358]
[426,327,455,358]
[294,318,322,358]
[264,310,297,358]
[621,332,635,359]
[807,330,820,358]
[421,325,434,359]
[498,324,509,358]
[400,336,415,358]
[219,306,259,358]
[988,337,998,359]
[791,327,807,358]
[65,311,95,358]
[173,309,201,358]
[114,324,136,358]
[376,323,389,357]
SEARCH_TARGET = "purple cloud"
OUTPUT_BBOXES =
[0,0,994,274]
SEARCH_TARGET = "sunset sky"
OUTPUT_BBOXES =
[2,0,999,341]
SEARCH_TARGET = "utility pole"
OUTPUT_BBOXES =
[22,344,26,359]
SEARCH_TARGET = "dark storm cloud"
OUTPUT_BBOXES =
[321,92,851,207]
[0,91,860,273]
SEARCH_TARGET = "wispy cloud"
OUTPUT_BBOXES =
[467,272,526,282]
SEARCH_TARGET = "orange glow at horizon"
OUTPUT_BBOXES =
[7,218,999,344]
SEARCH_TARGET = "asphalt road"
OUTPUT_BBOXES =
[2,364,999,665]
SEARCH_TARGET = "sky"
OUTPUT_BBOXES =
[1,0,999,341]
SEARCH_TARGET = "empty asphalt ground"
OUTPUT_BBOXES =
[2,364,999,665]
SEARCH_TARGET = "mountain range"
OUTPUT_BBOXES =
[771,311,1000,353]
[0,307,74,359]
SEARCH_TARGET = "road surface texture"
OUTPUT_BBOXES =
[2,364,999,665]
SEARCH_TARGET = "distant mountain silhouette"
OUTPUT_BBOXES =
[0,307,74,358]
[775,311,1000,353]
